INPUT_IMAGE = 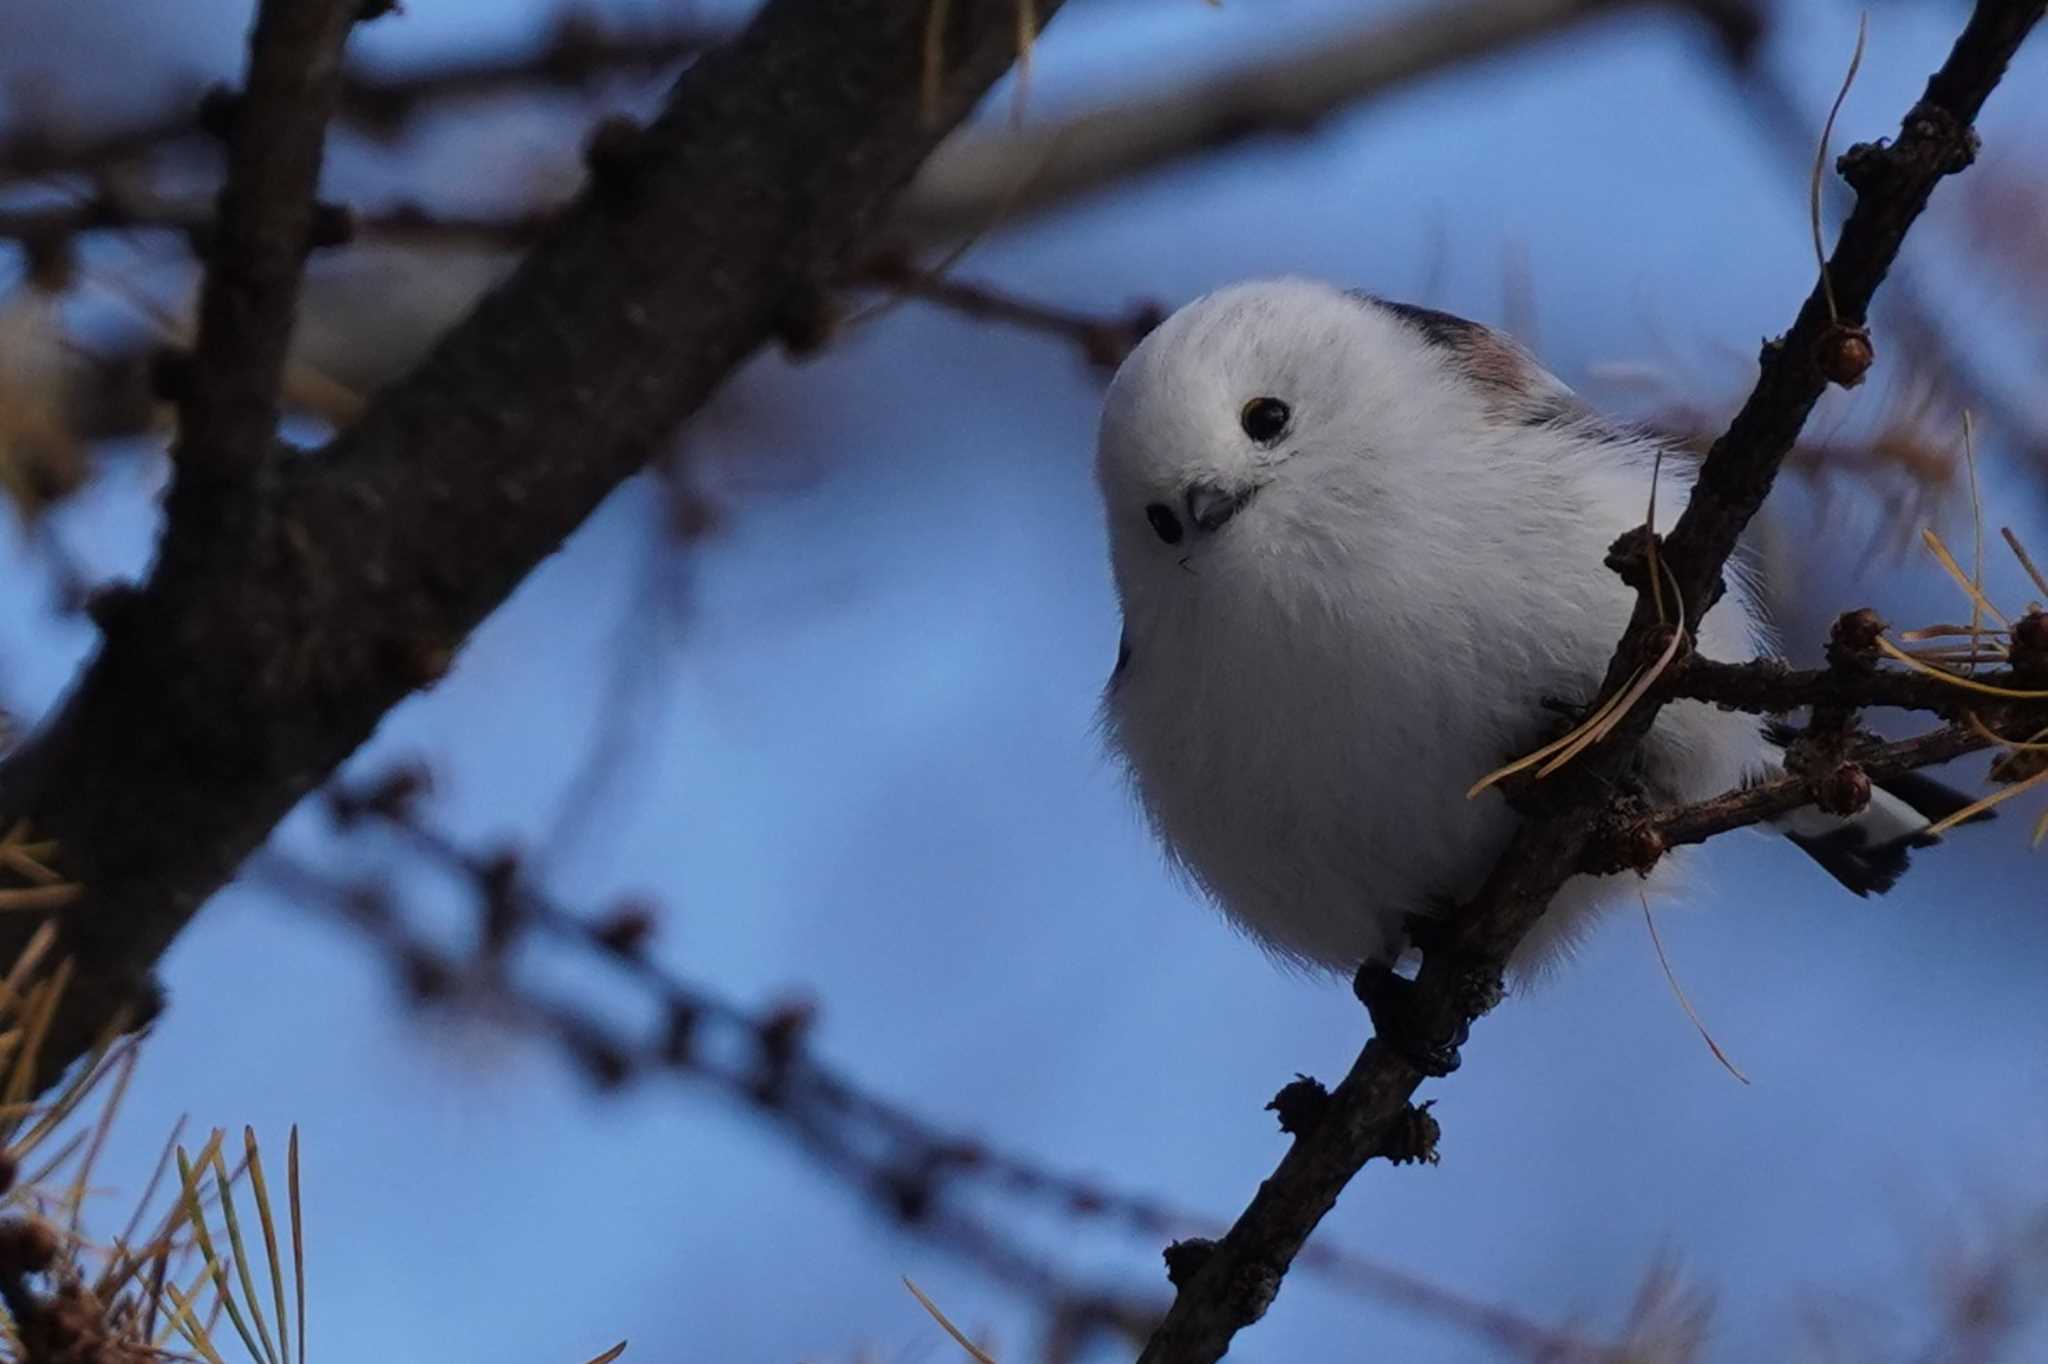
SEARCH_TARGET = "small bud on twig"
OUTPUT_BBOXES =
[1265,1074,1329,1136]
[1379,1101,1440,1166]
[1814,762,1872,817]
[1827,608,1888,668]
[1163,1237,1217,1288]
[1817,322,1874,388]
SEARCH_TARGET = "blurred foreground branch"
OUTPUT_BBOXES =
[0,0,1069,1095]
[273,767,1660,1364]
[1135,6,2044,1361]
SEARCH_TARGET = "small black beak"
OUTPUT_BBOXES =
[1184,480,1262,533]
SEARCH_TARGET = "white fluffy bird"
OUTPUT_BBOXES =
[1096,278,1966,1007]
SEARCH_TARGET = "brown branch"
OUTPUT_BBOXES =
[1135,6,2043,1361]
[0,0,1070,1099]
[1634,725,1993,858]
[174,0,366,483]
[333,13,722,136]
[0,14,722,187]
[856,253,1166,369]
[1664,652,2048,718]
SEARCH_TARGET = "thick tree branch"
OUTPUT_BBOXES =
[0,0,1066,1089]
[1135,6,2042,1361]
[176,0,364,482]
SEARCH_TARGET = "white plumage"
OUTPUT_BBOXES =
[1096,278,1942,977]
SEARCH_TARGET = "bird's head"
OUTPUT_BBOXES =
[1095,277,1578,593]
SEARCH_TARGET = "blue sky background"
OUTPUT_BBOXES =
[3,1,2046,1360]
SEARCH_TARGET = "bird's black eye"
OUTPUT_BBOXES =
[1240,397,1290,444]
[1144,503,1184,545]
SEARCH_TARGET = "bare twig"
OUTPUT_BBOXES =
[1135,7,2042,1361]
[287,770,1639,1364]
[173,0,366,483]
[0,13,723,187]
[1611,725,1994,863]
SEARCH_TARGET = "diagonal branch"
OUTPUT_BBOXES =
[0,0,1067,1092]
[1134,5,2044,1361]
[176,0,366,482]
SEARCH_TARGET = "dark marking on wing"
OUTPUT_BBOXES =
[1347,292,1584,428]
[1367,298,1491,351]
[1109,629,1132,693]
[1868,769,1990,828]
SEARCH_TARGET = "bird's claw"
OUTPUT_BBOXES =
[1354,961,1467,1077]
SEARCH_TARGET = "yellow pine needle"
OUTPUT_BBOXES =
[583,1345,628,1364]
[1811,13,1867,321]
[2003,526,2048,599]
[905,1276,999,1364]
[243,1128,293,1364]
[99,1114,188,1301]
[0,920,58,1020]
[162,1270,233,1364]
[1875,636,2048,698]
[1537,625,1685,778]
[1962,711,2048,752]
[178,1140,269,1364]
[1921,527,2009,627]
[0,883,83,911]
[1904,648,2007,665]
[210,1144,282,1364]
[1468,671,1644,798]
[66,1043,139,1251]
[920,0,954,127]
[1011,0,1035,128]
[1646,449,1667,626]
[1899,623,2012,640]
[1924,765,2048,837]
[1961,413,1988,670]
[1472,557,1688,794]
[2033,807,2048,848]
[0,844,62,885]
[14,1129,87,1201]
[289,1126,305,1364]
[5,959,72,1109]
[13,1022,135,1157]
[1643,895,1749,1085]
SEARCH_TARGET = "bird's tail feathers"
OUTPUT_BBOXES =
[1764,749,1987,897]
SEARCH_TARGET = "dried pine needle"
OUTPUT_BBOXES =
[1468,671,1645,798]
[905,1276,1000,1364]
[1875,636,2048,698]
[1921,527,2009,627]
[1642,895,1748,1085]
[1923,765,2048,837]
[289,1126,306,1364]
[1811,13,1867,320]
[2002,526,2048,599]
[243,1128,293,1364]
